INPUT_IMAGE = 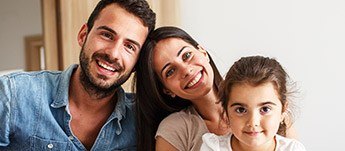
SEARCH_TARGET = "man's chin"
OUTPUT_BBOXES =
[93,80,117,90]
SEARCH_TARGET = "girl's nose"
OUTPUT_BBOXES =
[246,112,260,127]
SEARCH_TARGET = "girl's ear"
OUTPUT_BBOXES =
[197,45,209,62]
[78,24,88,47]
[163,88,176,98]
[281,112,287,123]
[281,102,289,122]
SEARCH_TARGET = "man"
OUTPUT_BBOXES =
[0,0,155,150]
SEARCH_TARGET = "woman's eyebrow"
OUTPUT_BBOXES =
[160,46,188,76]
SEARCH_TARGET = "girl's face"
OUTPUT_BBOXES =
[227,82,285,149]
[152,38,214,101]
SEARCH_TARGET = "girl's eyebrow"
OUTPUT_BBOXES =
[230,101,277,107]
[259,101,277,106]
[230,102,245,107]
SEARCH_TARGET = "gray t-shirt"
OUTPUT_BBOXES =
[155,106,209,151]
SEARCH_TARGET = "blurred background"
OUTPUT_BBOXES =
[1,0,344,150]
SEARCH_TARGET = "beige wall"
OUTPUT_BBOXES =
[0,0,42,71]
[1,0,181,91]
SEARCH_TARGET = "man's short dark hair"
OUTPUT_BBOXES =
[87,0,156,33]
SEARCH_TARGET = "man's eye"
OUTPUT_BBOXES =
[235,107,247,114]
[182,52,192,61]
[101,32,113,40]
[125,43,136,52]
[166,68,175,77]
[260,106,271,114]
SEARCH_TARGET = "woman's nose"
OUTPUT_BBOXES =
[181,67,193,79]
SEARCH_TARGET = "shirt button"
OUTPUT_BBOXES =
[68,136,74,140]
[47,143,54,149]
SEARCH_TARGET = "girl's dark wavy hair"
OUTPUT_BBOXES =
[134,26,223,151]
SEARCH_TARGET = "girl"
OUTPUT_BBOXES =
[201,56,306,151]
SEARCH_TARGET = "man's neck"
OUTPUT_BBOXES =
[68,67,117,150]
[69,67,116,112]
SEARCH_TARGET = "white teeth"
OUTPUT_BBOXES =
[98,61,115,72]
[187,72,202,88]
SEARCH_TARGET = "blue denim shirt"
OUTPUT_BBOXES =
[0,65,136,151]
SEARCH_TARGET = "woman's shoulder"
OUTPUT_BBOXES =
[156,107,209,151]
[275,135,306,151]
[159,106,203,127]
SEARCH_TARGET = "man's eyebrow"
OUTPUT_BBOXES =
[97,25,116,34]
[126,38,141,50]
[97,25,141,49]
[160,46,188,77]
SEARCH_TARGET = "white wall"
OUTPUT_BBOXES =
[180,0,345,150]
[0,0,42,71]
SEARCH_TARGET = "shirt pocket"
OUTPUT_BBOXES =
[30,136,69,151]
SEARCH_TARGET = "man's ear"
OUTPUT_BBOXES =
[78,24,88,47]
[163,88,176,98]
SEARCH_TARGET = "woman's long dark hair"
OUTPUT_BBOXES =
[134,26,223,151]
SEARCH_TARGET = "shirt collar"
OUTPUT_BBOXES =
[111,87,132,135]
[50,64,133,135]
[51,64,78,108]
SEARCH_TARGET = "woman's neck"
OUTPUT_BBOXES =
[192,87,220,121]
[191,87,230,135]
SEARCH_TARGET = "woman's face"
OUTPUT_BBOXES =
[152,38,214,101]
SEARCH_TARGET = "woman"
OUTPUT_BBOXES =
[135,26,230,151]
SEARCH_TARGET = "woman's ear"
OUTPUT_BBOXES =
[78,24,88,47]
[197,45,210,62]
[163,88,176,98]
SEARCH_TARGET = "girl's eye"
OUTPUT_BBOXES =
[101,32,114,40]
[235,107,247,114]
[260,106,271,114]
[166,68,175,78]
[182,52,192,61]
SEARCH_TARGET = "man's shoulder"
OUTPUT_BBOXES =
[0,70,62,87]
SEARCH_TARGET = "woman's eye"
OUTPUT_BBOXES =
[166,68,175,77]
[260,106,271,114]
[182,52,192,61]
[235,107,247,114]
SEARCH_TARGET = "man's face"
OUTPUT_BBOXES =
[78,3,148,92]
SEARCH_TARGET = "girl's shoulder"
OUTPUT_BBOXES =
[275,135,306,151]
[201,133,232,151]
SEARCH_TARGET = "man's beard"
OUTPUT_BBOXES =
[78,44,131,99]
